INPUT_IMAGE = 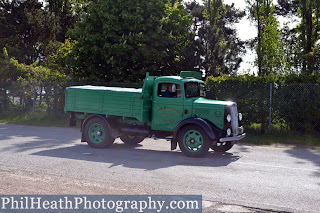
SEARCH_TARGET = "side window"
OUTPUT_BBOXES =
[157,83,181,98]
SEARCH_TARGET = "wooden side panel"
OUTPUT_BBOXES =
[64,86,144,121]
[101,92,142,119]
[74,90,101,112]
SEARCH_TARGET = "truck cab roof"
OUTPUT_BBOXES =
[155,76,204,84]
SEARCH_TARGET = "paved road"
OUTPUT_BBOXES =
[0,123,319,212]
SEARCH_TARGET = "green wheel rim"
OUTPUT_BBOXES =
[88,123,105,144]
[183,130,203,152]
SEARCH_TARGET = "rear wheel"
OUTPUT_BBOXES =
[120,135,145,145]
[83,117,115,148]
[178,125,210,157]
[211,141,234,152]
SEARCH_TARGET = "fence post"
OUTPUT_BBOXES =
[33,81,36,113]
[269,83,272,131]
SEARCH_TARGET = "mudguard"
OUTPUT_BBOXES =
[171,118,216,150]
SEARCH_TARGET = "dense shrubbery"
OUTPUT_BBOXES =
[272,84,320,133]
[205,74,320,134]
[0,48,67,117]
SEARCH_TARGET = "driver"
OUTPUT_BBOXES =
[163,83,176,97]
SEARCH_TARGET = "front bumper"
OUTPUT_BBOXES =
[219,133,246,143]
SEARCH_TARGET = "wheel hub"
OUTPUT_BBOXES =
[183,130,203,152]
[88,123,105,144]
[189,138,196,144]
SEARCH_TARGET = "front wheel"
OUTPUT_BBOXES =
[83,117,115,148]
[178,125,210,157]
[211,141,234,152]
[120,135,145,145]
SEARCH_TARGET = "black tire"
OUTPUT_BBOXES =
[178,125,210,157]
[83,117,115,148]
[120,135,145,145]
[211,141,234,152]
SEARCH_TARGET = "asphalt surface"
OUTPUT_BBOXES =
[0,123,319,213]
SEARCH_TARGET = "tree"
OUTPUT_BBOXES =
[296,0,320,74]
[202,0,246,77]
[0,0,45,64]
[67,0,192,82]
[275,0,299,16]
[0,48,23,82]
[247,0,285,76]
[279,25,300,73]
[0,47,67,114]
[0,0,83,66]
[183,1,206,70]
[45,0,86,42]
[275,0,320,75]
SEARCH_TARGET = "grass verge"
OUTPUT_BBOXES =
[242,130,320,149]
[0,112,70,127]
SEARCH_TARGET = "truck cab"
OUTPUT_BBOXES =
[149,72,245,157]
[65,71,245,157]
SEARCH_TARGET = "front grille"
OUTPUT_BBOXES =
[230,103,239,136]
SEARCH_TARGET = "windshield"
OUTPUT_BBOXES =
[185,82,205,98]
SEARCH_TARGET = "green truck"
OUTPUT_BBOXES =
[64,71,245,157]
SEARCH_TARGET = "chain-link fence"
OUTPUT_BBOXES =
[1,81,319,134]
[272,83,320,133]
[0,81,143,118]
[206,82,320,134]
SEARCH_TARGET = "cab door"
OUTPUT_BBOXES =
[151,82,184,131]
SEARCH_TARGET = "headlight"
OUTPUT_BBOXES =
[226,114,231,122]
[227,128,232,136]
[238,113,242,121]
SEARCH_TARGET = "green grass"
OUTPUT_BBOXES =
[244,122,320,148]
[242,130,320,149]
[0,112,70,127]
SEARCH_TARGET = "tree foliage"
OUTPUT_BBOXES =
[202,0,246,76]
[0,0,46,64]
[296,0,320,74]
[0,0,84,66]
[275,0,299,16]
[185,0,245,77]
[275,0,320,75]
[45,0,87,42]
[0,48,66,83]
[1,0,318,82]
[65,0,191,82]
[247,0,285,76]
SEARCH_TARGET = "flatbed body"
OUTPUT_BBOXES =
[65,85,150,122]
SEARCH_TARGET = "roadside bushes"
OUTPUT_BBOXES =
[272,84,320,133]
[205,73,320,134]
[0,48,67,117]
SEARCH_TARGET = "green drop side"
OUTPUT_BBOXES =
[64,74,156,123]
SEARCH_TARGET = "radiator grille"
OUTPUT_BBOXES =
[230,103,239,136]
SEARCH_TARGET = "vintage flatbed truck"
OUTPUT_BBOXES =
[64,71,245,157]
